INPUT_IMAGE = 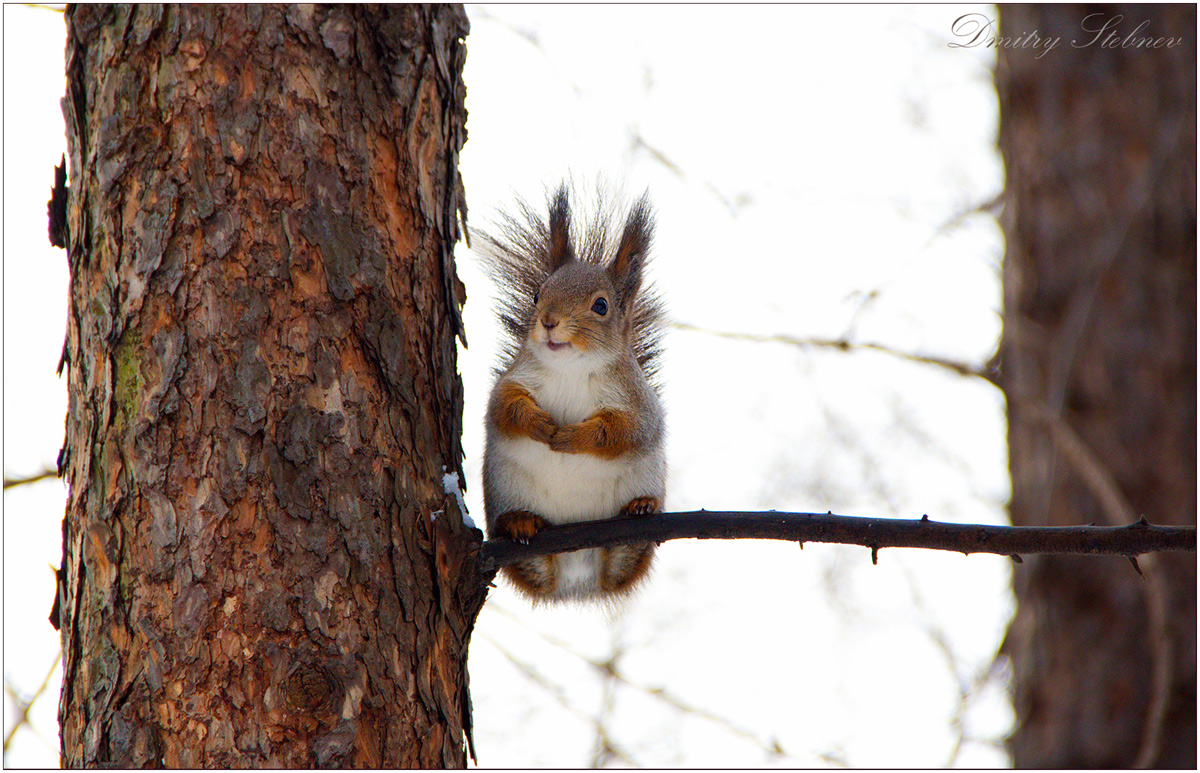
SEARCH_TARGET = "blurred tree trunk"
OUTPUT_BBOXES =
[997,4,1196,768]
[54,5,486,767]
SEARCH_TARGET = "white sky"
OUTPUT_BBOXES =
[3,4,1012,768]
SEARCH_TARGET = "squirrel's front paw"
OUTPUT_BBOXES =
[493,510,551,544]
[527,410,557,445]
[620,496,662,517]
[548,422,586,454]
[549,410,634,459]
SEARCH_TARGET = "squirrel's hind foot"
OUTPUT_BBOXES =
[493,510,551,544]
[620,496,662,517]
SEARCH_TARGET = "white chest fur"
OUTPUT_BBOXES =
[486,366,665,526]
[532,366,602,426]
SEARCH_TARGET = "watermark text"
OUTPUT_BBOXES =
[948,12,1185,58]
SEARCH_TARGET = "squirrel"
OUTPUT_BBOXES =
[478,183,667,602]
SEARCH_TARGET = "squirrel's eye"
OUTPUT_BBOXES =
[533,290,540,304]
[591,297,608,316]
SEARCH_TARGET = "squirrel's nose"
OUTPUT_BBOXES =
[541,314,559,330]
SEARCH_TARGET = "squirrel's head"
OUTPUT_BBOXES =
[528,187,651,370]
[479,181,665,382]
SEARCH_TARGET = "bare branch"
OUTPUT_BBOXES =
[486,601,796,761]
[3,651,62,754]
[1018,399,1177,769]
[3,468,59,490]
[478,632,638,766]
[479,511,1195,571]
[671,322,999,385]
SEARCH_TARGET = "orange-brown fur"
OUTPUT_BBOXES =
[598,497,662,594]
[599,544,655,595]
[619,495,662,517]
[494,496,663,599]
[480,184,667,602]
[493,510,551,543]
[493,380,640,461]
[492,510,558,596]
[490,381,556,444]
[501,556,559,597]
[549,408,638,459]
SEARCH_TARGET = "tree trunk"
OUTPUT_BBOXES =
[55,5,486,767]
[997,5,1196,768]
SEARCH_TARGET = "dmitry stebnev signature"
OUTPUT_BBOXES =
[949,12,1185,60]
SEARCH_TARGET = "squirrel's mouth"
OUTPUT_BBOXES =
[546,340,571,352]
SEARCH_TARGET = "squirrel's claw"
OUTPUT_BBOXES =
[620,496,662,517]
[494,510,550,544]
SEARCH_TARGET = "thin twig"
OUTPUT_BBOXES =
[485,602,795,760]
[480,511,1194,571]
[3,468,59,490]
[587,631,624,769]
[3,651,62,753]
[1021,403,1139,529]
[1003,86,1189,770]
[630,133,745,215]
[672,322,999,385]
[478,632,637,766]
[1022,121,1189,764]
[1130,554,1173,769]
[902,564,1011,766]
[1020,401,1175,769]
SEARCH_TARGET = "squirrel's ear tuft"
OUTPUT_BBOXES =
[547,184,575,271]
[609,194,654,308]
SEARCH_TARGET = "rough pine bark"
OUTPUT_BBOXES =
[996,5,1196,768]
[53,5,488,767]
